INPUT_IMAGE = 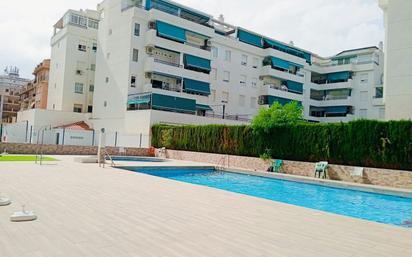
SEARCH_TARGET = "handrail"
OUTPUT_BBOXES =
[104,150,115,167]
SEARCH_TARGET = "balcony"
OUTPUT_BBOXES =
[259,84,303,102]
[144,57,210,83]
[261,66,304,84]
[145,30,211,58]
[310,96,353,107]
[308,80,353,91]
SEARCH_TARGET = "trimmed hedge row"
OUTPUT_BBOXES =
[151,120,412,171]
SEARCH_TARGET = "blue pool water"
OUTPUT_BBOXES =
[121,167,412,227]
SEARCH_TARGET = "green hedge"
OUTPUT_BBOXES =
[152,120,412,171]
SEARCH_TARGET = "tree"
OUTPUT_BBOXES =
[251,101,303,134]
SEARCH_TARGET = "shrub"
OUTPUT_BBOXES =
[151,120,412,171]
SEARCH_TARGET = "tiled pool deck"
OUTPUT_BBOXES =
[0,156,411,257]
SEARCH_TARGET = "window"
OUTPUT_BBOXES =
[104,101,108,107]
[78,44,86,52]
[212,47,218,58]
[250,97,257,109]
[359,109,367,119]
[239,95,245,107]
[224,50,231,62]
[52,104,55,109]
[252,57,259,68]
[88,19,99,29]
[360,91,368,102]
[74,83,84,94]
[132,49,139,62]
[223,71,230,82]
[90,64,96,71]
[241,55,248,66]
[211,89,216,102]
[108,29,112,35]
[211,68,217,80]
[105,77,109,83]
[106,52,111,59]
[87,105,93,113]
[240,75,247,86]
[375,87,383,98]
[73,104,83,113]
[251,77,258,88]
[134,23,140,36]
[222,91,229,103]
[131,75,136,87]
[92,43,97,52]
[89,85,94,92]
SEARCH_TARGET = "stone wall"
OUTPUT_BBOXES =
[0,142,151,157]
[162,149,412,190]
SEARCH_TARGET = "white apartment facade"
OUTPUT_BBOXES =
[43,0,385,136]
[90,0,385,134]
[379,0,412,120]
[47,9,100,114]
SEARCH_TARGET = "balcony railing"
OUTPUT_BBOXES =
[153,58,182,68]
[121,2,145,12]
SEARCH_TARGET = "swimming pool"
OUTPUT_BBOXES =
[121,167,412,227]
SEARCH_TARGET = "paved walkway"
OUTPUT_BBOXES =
[0,156,411,257]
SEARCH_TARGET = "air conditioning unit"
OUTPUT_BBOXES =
[145,72,152,79]
[146,47,154,55]
[76,70,83,75]
[148,21,156,30]
[206,40,212,47]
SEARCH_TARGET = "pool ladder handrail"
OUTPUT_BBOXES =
[104,150,115,167]
[216,155,229,171]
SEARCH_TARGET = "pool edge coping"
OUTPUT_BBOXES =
[223,167,412,199]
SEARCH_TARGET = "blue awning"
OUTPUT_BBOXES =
[286,81,303,94]
[156,21,186,43]
[271,57,290,70]
[327,71,351,82]
[238,29,263,48]
[152,93,196,114]
[196,104,213,111]
[146,0,179,15]
[271,57,303,70]
[325,106,349,114]
[264,38,312,64]
[147,0,210,24]
[184,54,211,71]
[183,78,211,95]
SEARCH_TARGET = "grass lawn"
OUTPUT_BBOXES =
[0,155,58,162]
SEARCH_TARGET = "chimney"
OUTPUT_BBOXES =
[218,14,224,23]
[289,41,294,46]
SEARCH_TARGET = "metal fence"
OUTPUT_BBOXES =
[0,122,150,148]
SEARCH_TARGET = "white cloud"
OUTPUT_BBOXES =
[0,0,384,78]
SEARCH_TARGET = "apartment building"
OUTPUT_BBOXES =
[0,67,31,123]
[20,59,50,111]
[40,0,385,136]
[88,0,385,134]
[47,9,99,114]
[379,0,412,120]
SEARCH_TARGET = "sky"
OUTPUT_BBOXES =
[0,0,384,79]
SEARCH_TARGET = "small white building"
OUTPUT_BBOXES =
[379,0,412,121]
